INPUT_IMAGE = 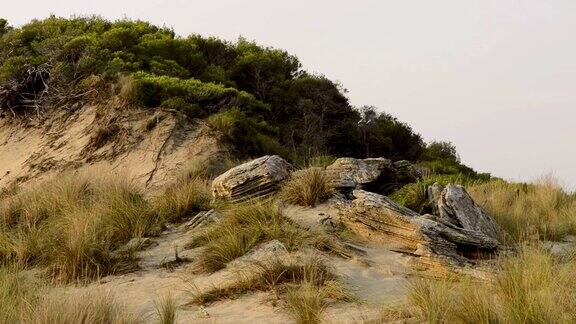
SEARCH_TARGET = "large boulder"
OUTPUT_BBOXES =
[325,157,392,189]
[325,157,422,194]
[338,189,500,272]
[429,183,500,242]
[212,155,292,201]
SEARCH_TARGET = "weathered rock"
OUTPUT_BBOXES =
[339,189,500,270]
[431,184,500,242]
[212,155,292,201]
[228,240,288,268]
[325,157,392,190]
[325,157,422,194]
[427,182,448,222]
[185,209,222,230]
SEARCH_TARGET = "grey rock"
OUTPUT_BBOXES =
[228,240,288,267]
[325,157,423,194]
[431,184,501,242]
[185,209,222,229]
[212,155,292,201]
[338,189,500,270]
[325,157,392,189]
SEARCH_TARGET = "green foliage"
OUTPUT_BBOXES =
[423,141,459,163]
[0,18,10,37]
[126,72,266,115]
[389,174,484,213]
[0,16,478,170]
[207,108,290,158]
[357,106,424,161]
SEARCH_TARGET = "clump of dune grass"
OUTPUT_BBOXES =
[0,172,161,282]
[156,294,178,324]
[153,177,211,223]
[280,167,334,207]
[188,200,301,273]
[0,268,138,323]
[389,174,481,214]
[153,155,238,223]
[188,200,349,273]
[284,282,328,324]
[399,245,576,324]
[191,255,337,304]
[467,177,576,243]
[30,292,140,324]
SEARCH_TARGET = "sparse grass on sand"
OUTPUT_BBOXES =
[188,199,349,273]
[280,167,334,207]
[190,255,354,324]
[467,177,576,243]
[0,268,138,323]
[377,245,576,324]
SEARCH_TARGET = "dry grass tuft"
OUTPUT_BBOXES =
[280,167,334,207]
[284,282,328,324]
[188,199,349,273]
[156,294,178,324]
[189,200,297,273]
[190,255,336,305]
[403,245,576,324]
[0,172,160,282]
[153,177,211,224]
[0,268,138,323]
[467,177,576,243]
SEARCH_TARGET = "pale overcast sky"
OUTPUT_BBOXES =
[4,1,576,190]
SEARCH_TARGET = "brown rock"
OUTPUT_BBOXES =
[212,155,292,201]
[325,157,423,194]
[339,189,500,270]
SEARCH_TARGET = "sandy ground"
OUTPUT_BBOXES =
[53,203,412,323]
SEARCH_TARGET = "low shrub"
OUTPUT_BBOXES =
[123,72,267,118]
[207,108,290,159]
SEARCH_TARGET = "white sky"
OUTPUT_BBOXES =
[4,0,576,190]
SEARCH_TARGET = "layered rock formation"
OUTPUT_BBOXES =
[338,189,500,270]
[212,155,292,201]
[325,157,423,194]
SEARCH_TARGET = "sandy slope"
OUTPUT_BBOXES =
[0,100,227,193]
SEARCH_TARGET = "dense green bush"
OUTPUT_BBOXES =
[0,16,479,167]
[207,108,290,159]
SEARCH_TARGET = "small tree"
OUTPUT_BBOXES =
[0,18,10,37]
[423,141,460,163]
